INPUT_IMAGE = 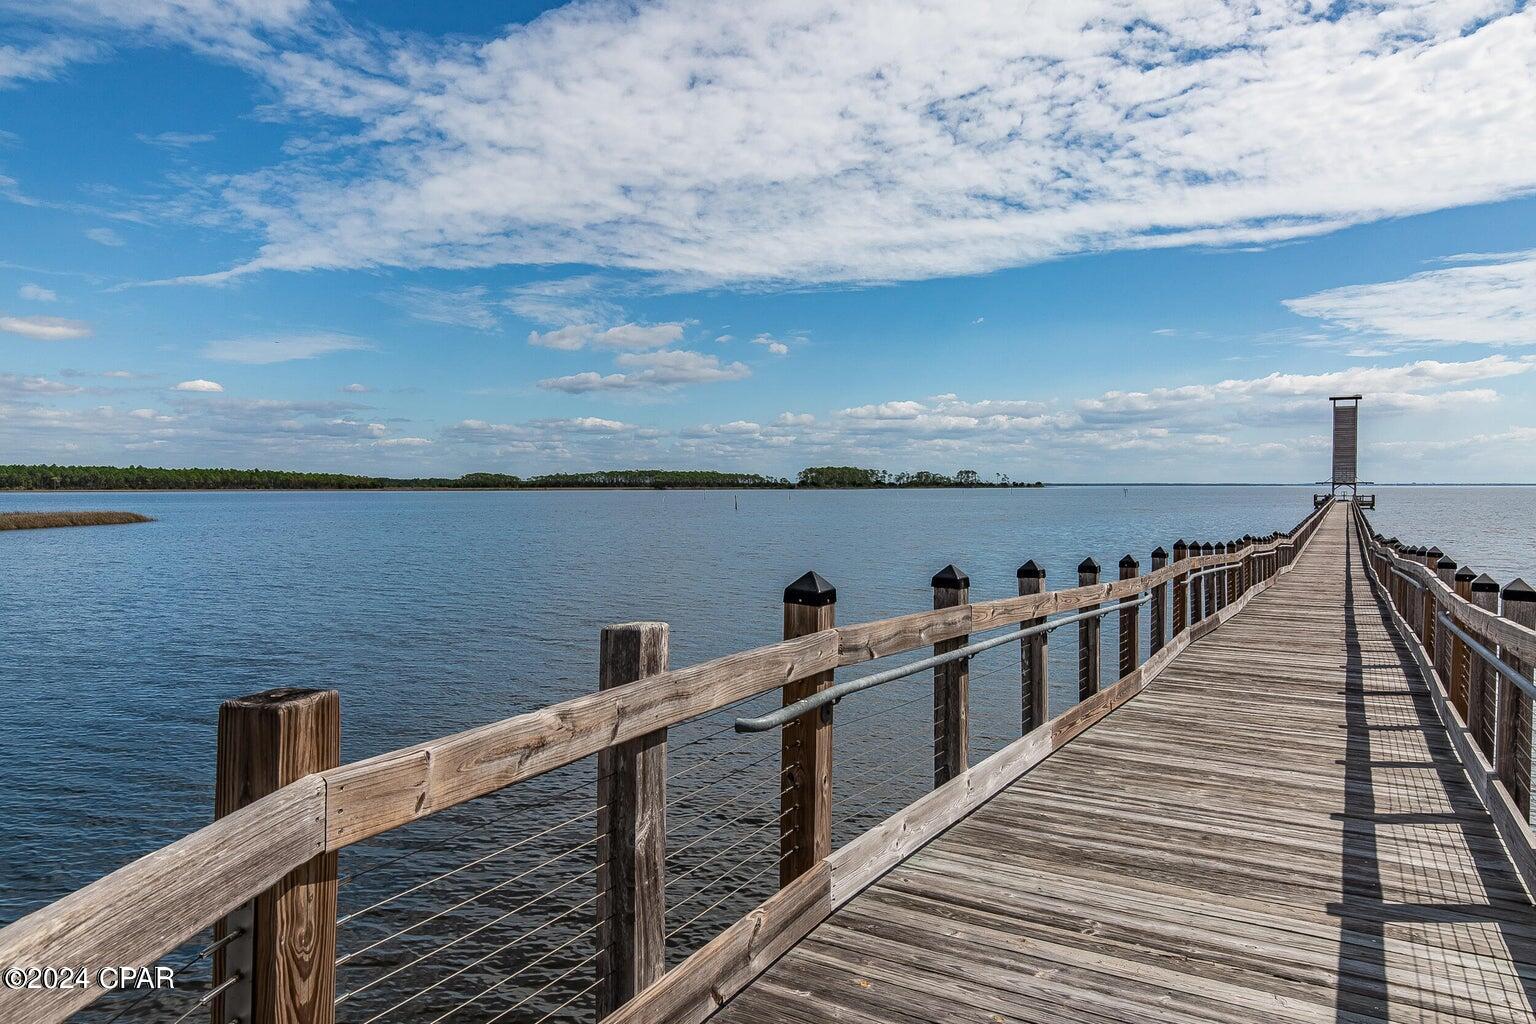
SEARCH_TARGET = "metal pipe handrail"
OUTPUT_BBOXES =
[735,593,1154,733]
[1437,611,1536,702]
[1391,565,1425,591]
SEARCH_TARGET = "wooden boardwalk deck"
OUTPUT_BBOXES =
[713,505,1536,1023]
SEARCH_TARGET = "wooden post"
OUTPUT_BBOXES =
[214,689,340,1024]
[1498,579,1535,818]
[1201,542,1217,613]
[1077,558,1101,700]
[781,571,835,886]
[931,565,970,786]
[1468,574,1501,759]
[1149,547,1168,655]
[1172,541,1189,636]
[1240,537,1252,594]
[1423,547,1443,658]
[1434,556,1457,682]
[1451,566,1476,719]
[1117,555,1140,679]
[1225,543,1238,606]
[1017,560,1048,734]
[597,622,669,1018]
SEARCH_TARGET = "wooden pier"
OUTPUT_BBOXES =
[710,503,1536,1024]
[3,499,1534,1024]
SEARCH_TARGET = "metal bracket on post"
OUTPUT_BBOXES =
[222,899,255,1024]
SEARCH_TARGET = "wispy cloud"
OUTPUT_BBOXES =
[1286,250,1536,347]
[136,130,215,149]
[85,226,124,247]
[202,332,372,364]
[0,314,92,340]
[0,38,102,88]
[19,283,58,302]
[88,3,1536,289]
[388,285,500,331]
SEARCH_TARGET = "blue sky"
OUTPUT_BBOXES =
[3,1,1536,482]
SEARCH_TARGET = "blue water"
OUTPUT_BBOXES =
[2,485,1528,1022]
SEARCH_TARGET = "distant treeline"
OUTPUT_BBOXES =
[0,464,1046,491]
[796,466,1043,488]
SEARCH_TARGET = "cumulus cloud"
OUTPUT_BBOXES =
[539,350,750,393]
[19,283,57,302]
[0,314,92,340]
[375,436,431,447]
[341,382,371,393]
[174,378,224,392]
[202,332,372,364]
[84,227,124,246]
[88,2,1536,289]
[751,334,790,356]
[528,322,685,351]
[1285,251,1536,347]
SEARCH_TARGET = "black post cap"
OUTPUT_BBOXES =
[1385,537,1399,546]
[1200,542,1214,554]
[1455,566,1477,583]
[1119,554,1139,569]
[1151,546,1168,559]
[1503,578,1535,602]
[1472,573,1500,594]
[1427,546,1443,558]
[1174,538,1187,549]
[1437,557,1456,571]
[1077,557,1100,574]
[931,564,969,589]
[784,570,836,606]
[1016,559,1045,579]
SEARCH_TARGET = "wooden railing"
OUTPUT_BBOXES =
[1352,504,1536,895]
[0,501,1331,1024]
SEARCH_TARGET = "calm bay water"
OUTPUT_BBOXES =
[2,484,1531,1021]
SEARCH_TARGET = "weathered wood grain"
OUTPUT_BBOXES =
[597,622,670,1018]
[930,567,969,786]
[322,628,840,848]
[782,585,836,886]
[214,687,339,1024]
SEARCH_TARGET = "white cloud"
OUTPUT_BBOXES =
[0,38,102,87]
[174,378,224,392]
[539,349,751,393]
[0,373,81,395]
[19,283,57,302]
[108,3,1536,289]
[341,382,371,393]
[84,227,124,246]
[751,334,791,356]
[375,436,431,447]
[202,332,371,364]
[529,322,685,351]
[0,314,92,340]
[389,285,499,331]
[136,130,216,148]
[1285,251,1536,347]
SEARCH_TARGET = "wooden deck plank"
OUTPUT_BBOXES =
[711,505,1536,1023]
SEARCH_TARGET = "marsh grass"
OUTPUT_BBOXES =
[0,510,153,531]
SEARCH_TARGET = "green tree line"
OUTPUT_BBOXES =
[0,464,1045,491]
